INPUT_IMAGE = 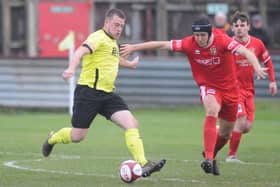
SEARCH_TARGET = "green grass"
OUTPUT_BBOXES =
[0,102,279,187]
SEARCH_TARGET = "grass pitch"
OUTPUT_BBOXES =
[0,102,279,187]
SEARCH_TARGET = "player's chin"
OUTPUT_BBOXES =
[114,34,121,39]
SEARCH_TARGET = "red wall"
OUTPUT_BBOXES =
[38,1,92,57]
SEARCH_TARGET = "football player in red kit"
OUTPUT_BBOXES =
[121,18,267,175]
[225,11,277,163]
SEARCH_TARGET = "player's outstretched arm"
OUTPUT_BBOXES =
[119,56,139,69]
[236,45,268,79]
[62,45,92,81]
[264,60,278,96]
[120,41,171,57]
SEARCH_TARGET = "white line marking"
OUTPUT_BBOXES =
[1,151,279,167]
[2,151,280,186]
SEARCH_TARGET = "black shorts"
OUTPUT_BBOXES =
[71,85,129,129]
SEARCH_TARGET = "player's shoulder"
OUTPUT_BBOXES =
[249,35,264,44]
[177,35,193,47]
[249,35,267,48]
[88,29,107,40]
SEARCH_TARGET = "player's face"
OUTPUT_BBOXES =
[105,15,125,39]
[193,32,209,48]
[232,19,250,38]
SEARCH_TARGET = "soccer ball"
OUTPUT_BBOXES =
[119,160,142,183]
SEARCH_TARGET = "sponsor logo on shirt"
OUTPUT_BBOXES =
[195,49,200,54]
[194,57,221,65]
[112,47,119,56]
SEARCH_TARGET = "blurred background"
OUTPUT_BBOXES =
[0,0,279,110]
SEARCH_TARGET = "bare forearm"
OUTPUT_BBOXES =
[265,60,276,82]
[237,46,260,69]
[68,46,87,71]
[69,54,82,71]
[131,41,171,51]
[244,51,260,69]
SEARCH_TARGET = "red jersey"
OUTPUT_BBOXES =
[234,36,271,95]
[172,30,241,91]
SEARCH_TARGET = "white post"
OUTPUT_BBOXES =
[68,45,75,116]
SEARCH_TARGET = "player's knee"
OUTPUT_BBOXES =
[206,109,219,117]
[129,118,139,128]
[221,133,231,140]
[238,121,253,134]
[218,130,231,140]
[243,124,253,134]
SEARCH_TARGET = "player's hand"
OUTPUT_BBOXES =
[269,81,278,96]
[62,68,74,81]
[120,44,133,57]
[129,56,139,69]
[255,67,268,80]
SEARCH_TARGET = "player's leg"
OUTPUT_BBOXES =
[102,93,166,177]
[214,118,234,157]
[201,92,221,161]
[111,110,147,165]
[202,91,238,175]
[227,97,254,162]
[200,87,221,175]
[42,85,100,157]
[226,115,246,163]
[110,110,166,177]
[214,94,238,158]
[242,96,255,133]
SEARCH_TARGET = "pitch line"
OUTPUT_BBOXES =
[1,151,279,166]
[2,151,280,186]
[3,158,280,186]
[3,158,205,184]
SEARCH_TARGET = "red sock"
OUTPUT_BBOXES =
[228,131,242,156]
[214,133,228,158]
[203,116,217,160]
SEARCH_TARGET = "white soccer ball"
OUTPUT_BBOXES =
[119,160,142,183]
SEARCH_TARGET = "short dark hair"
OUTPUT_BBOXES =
[105,8,126,20]
[231,11,250,24]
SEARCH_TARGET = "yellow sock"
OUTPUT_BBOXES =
[125,128,148,166]
[48,128,72,145]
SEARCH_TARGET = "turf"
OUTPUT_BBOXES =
[0,102,279,187]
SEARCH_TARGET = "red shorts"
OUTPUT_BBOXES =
[237,89,255,122]
[200,85,239,122]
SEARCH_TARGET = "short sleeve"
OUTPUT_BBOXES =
[172,40,183,52]
[84,32,103,50]
[172,37,190,53]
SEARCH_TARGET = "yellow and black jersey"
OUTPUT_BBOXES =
[78,29,119,93]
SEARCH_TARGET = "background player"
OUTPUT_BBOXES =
[121,18,267,175]
[41,8,166,178]
[226,11,277,163]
